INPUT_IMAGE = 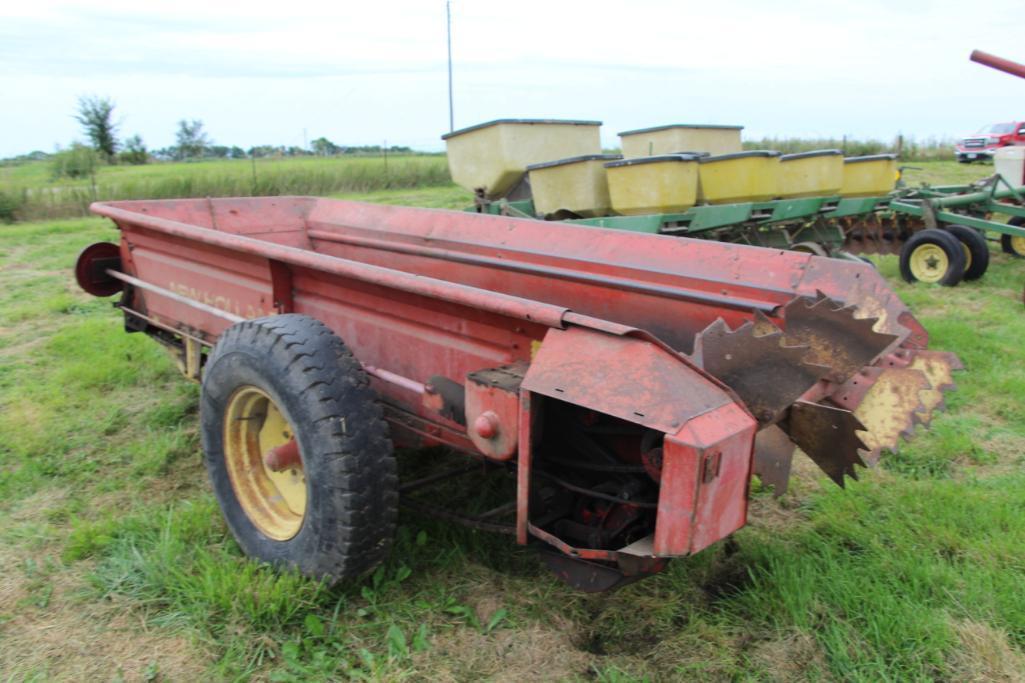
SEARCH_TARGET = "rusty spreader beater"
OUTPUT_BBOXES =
[76,197,960,590]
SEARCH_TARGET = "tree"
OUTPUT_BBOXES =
[74,95,118,161]
[175,119,211,160]
[311,137,339,156]
[248,145,278,158]
[119,134,148,165]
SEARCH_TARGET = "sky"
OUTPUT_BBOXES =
[1,0,1023,158]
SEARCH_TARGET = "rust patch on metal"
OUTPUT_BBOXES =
[850,367,930,461]
[780,293,898,383]
[909,350,962,425]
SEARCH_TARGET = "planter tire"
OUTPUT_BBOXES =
[944,224,989,281]
[200,313,396,583]
[899,229,966,286]
[1001,217,1025,258]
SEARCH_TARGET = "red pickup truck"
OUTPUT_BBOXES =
[955,121,1025,162]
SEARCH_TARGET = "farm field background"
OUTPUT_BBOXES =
[1,160,1024,680]
[0,154,991,224]
[0,155,452,222]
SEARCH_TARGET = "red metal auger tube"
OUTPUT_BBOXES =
[970,49,1025,80]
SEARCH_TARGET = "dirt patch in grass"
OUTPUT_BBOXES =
[745,630,835,682]
[0,545,210,681]
[970,426,1025,476]
[947,619,1025,682]
[417,619,592,682]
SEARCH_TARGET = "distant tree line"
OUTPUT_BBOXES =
[11,95,424,179]
[147,142,415,161]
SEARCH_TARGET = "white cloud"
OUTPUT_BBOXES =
[1,0,1023,156]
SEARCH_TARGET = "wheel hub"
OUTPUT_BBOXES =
[909,243,949,283]
[223,386,307,540]
[1011,235,1025,256]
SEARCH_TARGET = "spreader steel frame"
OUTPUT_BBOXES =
[78,196,959,590]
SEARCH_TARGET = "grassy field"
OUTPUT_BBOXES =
[0,155,451,223]
[0,151,985,225]
[1,163,1024,681]
[899,160,999,187]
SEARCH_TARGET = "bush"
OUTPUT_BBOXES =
[50,144,100,180]
[0,190,24,223]
[119,135,149,166]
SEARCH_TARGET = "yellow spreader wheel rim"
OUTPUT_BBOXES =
[961,243,972,271]
[909,243,950,283]
[224,386,307,540]
[1011,236,1025,257]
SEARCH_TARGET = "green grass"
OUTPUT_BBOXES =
[0,155,452,222]
[329,184,474,209]
[899,159,998,188]
[1,170,1024,679]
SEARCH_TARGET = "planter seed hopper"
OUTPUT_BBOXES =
[618,123,744,158]
[78,196,959,591]
[442,118,602,201]
[453,116,1025,287]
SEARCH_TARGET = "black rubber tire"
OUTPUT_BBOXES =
[1001,217,1025,258]
[944,224,990,280]
[899,229,966,286]
[200,314,396,583]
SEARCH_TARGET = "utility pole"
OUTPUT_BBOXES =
[446,0,454,132]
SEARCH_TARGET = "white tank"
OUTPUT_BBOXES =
[994,146,1025,187]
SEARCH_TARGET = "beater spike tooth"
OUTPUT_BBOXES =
[811,290,844,310]
[841,365,931,458]
[753,425,795,497]
[693,315,826,425]
[780,293,900,383]
[861,447,883,467]
[705,317,730,334]
[731,319,759,337]
[833,303,860,316]
[784,400,867,487]
[690,317,728,366]
[900,413,923,440]
[852,315,883,332]
[752,310,782,337]
[911,404,932,425]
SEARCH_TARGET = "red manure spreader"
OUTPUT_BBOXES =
[76,196,959,590]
